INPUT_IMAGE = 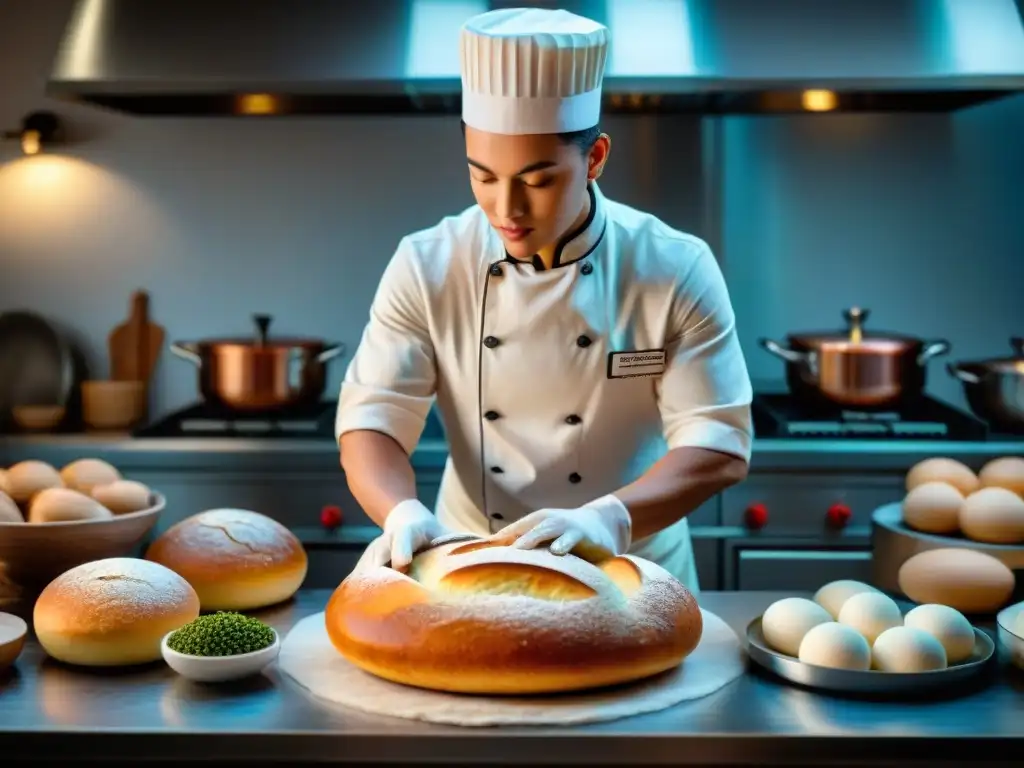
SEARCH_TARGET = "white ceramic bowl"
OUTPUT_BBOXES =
[996,601,1024,671]
[161,628,280,682]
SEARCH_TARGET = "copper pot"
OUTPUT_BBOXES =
[947,337,1024,432]
[170,315,345,411]
[758,307,951,409]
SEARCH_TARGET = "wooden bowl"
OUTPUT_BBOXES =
[0,612,27,671]
[12,405,66,431]
[0,493,165,603]
[81,380,146,430]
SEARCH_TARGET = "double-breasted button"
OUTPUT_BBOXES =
[489,263,503,277]
[490,512,504,520]
[576,335,592,348]
[568,472,582,484]
[484,410,501,421]
[565,414,582,425]
[490,465,504,474]
[580,262,593,275]
[484,335,501,349]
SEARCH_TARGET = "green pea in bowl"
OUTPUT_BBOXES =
[160,614,280,683]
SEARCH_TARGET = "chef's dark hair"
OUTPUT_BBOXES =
[460,120,601,152]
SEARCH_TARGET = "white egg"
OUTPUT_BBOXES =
[798,621,872,671]
[872,626,947,672]
[813,579,881,620]
[903,604,976,664]
[838,591,903,644]
[761,597,833,657]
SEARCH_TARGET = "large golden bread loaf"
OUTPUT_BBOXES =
[325,538,703,695]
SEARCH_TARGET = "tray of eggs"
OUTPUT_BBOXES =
[747,580,995,694]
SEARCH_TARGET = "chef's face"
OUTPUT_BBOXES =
[464,126,610,260]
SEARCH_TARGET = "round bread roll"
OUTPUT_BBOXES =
[979,456,1024,497]
[28,487,113,523]
[325,538,703,695]
[60,458,121,494]
[905,458,979,496]
[145,508,307,611]
[4,460,63,505]
[33,557,200,666]
[91,479,152,515]
[0,491,23,523]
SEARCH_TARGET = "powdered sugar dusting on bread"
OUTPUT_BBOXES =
[179,508,298,561]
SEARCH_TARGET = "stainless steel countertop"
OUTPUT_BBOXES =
[1,590,1022,765]
[2,433,1023,473]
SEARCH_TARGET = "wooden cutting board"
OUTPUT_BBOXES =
[108,290,165,383]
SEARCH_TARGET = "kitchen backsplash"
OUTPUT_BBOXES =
[1,0,1022,418]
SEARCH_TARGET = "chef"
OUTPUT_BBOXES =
[336,7,753,591]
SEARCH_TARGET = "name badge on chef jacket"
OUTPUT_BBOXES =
[607,349,667,379]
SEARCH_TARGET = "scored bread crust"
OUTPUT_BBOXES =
[325,538,703,695]
[145,508,308,611]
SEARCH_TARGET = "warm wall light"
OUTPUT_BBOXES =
[3,112,62,155]
[801,90,838,112]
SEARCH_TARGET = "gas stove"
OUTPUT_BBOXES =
[751,392,989,440]
[133,401,337,438]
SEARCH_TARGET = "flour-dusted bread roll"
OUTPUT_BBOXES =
[33,557,200,666]
[60,458,121,494]
[145,508,308,611]
[91,479,152,515]
[325,538,704,695]
[4,460,63,505]
[27,487,113,523]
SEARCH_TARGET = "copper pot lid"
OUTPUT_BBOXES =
[181,314,334,350]
[787,308,924,351]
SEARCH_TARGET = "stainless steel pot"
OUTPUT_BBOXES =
[170,314,345,411]
[947,338,1024,432]
[758,307,951,409]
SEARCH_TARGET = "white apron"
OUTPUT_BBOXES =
[337,183,753,592]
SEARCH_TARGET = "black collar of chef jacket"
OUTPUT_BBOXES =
[504,183,604,272]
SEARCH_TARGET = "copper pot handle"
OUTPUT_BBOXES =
[947,362,981,385]
[916,339,951,365]
[758,338,809,364]
[169,342,202,366]
[316,344,346,364]
[1011,337,1024,356]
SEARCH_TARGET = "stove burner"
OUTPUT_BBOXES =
[753,393,988,440]
[134,401,337,438]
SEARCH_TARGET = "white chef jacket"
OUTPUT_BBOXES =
[336,183,753,592]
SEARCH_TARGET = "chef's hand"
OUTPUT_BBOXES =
[495,494,632,563]
[379,499,451,571]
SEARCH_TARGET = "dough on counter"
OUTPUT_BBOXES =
[903,604,975,664]
[3,460,63,505]
[797,621,871,671]
[33,557,200,666]
[813,579,880,620]
[145,508,308,611]
[905,458,979,496]
[91,479,152,515]
[0,491,23,523]
[898,548,1015,614]
[27,488,113,523]
[837,591,902,644]
[959,487,1024,544]
[761,597,832,657]
[901,481,964,535]
[871,626,947,672]
[60,458,121,494]
[979,456,1024,497]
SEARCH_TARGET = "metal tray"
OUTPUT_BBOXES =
[746,617,995,694]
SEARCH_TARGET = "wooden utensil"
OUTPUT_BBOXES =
[108,290,165,384]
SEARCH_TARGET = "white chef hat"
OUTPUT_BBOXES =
[460,8,609,136]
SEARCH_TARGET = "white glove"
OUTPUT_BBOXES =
[495,494,632,562]
[381,498,450,571]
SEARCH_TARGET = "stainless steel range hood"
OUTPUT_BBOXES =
[47,0,1024,116]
